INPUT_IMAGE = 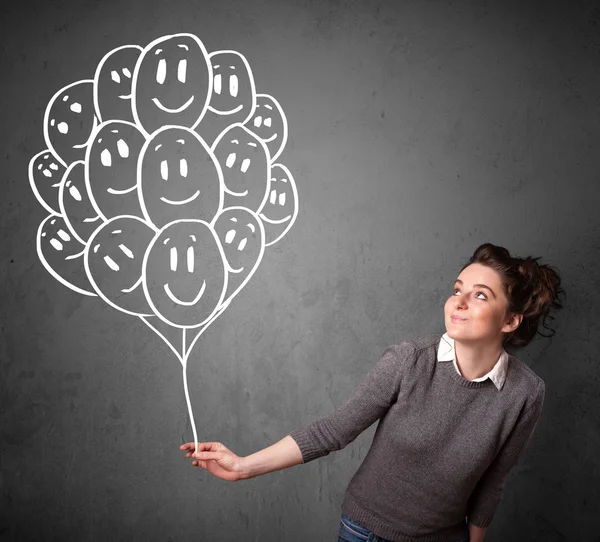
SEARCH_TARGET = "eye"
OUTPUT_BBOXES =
[453,288,487,300]
[214,74,222,94]
[187,246,194,273]
[177,59,187,83]
[229,75,239,97]
[156,59,167,84]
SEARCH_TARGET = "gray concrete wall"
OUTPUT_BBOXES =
[1,0,598,540]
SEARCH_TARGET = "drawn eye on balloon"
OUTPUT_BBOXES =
[195,50,256,146]
[37,214,96,296]
[245,94,287,163]
[213,207,265,307]
[43,80,98,167]
[84,215,156,316]
[142,219,227,328]
[58,161,104,244]
[211,123,270,213]
[85,120,146,220]
[132,33,212,137]
[138,125,223,230]
[94,44,143,124]
[28,149,67,215]
[258,163,299,247]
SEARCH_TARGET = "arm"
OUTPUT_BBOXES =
[287,344,411,464]
[468,523,487,542]
[467,380,546,529]
[240,435,304,480]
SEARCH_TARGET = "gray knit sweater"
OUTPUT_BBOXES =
[288,333,545,542]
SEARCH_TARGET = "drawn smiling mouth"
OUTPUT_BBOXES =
[121,275,142,294]
[229,265,244,274]
[262,133,277,142]
[260,213,291,224]
[152,95,195,114]
[160,190,200,205]
[107,185,137,195]
[118,93,132,100]
[207,104,243,116]
[223,185,248,197]
[164,280,206,306]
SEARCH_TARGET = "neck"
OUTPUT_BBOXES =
[453,337,504,380]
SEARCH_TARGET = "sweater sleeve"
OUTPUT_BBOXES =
[466,379,546,528]
[288,342,412,464]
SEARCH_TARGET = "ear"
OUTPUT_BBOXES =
[502,312,522,334]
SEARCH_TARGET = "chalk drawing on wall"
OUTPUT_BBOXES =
[29,32,299,451]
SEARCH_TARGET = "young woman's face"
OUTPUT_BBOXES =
[444,263,512,344]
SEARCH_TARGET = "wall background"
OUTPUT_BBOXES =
[1,0,599,540]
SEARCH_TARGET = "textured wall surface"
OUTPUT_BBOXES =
[1,0,599,540]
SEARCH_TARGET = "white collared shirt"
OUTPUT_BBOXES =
[437,332,508,390]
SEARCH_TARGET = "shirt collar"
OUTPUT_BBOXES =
[437,332,508,390]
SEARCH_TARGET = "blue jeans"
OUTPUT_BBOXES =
[337,513,469,542]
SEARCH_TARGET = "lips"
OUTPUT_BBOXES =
[451,315,467,321]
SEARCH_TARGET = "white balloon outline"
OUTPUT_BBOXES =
[93,44,143,124]
[36,214,97,297]
[84,119,148,223]
[58,160,104,245]
[83,214,156,318]
[137,124,224,231]
[43,79,98,168]
[248,93,288,163]
[258,163,299,247]
[184,205,266,360]
[28,149,64,215]
[206,49,256,123]
[141,218,229,329]
[131,33,213,138]
[210,122,272,212]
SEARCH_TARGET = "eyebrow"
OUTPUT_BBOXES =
[453,279,496,299]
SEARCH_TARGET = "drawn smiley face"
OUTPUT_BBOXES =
[37,214,95,296]
[213,207,265,305]
[85,120,146,220]
[94,44,143,123]
[211,124,270,213]
[258,164,299,247]
[58,161,104,244]
[143,220,227,327]
[85,215,156,316]
[132,33,212,136]
[207,50,255,120]
[245,94,287,162]
[138,126,223,230]
[29,149,67,215]
[44,80,98,167]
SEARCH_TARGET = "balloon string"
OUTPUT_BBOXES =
[182,329,199,453]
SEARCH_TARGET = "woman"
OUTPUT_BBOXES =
[180,243,564,542]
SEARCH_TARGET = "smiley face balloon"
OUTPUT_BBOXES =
[211,123,270,213]
[37,214,96,296]
[258,164,299,246]
[94,44,143,123]
[85,120,146,220]
[196,50,256,146]
[143,219,227,327]
[28,149,67,215]
[132,33,212,136]
[213,207,265,307]
[85,215,156,316]
[245,94,287,163]
[43,80,98,167]
[59,161,104,244]
[138,126,223,230]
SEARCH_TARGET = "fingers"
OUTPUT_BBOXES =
[179,442,221,451]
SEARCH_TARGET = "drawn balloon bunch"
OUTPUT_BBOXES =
[28,33,298,446]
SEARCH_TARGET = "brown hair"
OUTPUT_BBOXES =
[460,243,565,348]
